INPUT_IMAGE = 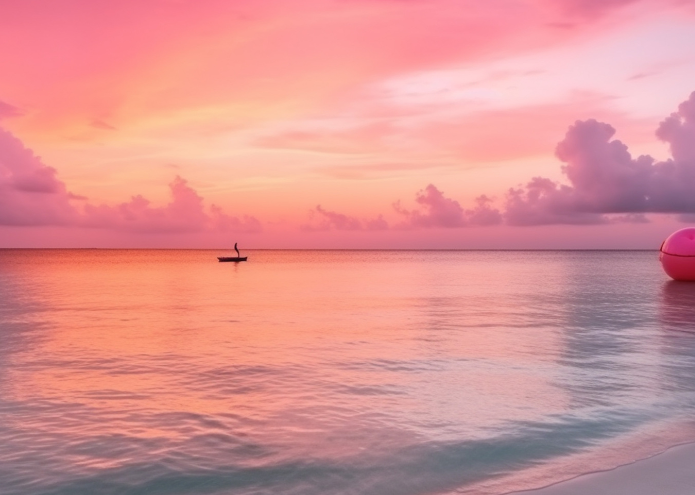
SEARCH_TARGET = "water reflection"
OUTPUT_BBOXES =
[660,281,695,333]
[555,252,662,408]
[0,252,51,390]
[0,250,692,495]
[657,282,695,406]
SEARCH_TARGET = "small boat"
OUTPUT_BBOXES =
[218,242,247,263]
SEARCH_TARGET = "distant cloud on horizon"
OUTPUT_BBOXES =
[394,186,502,229]
[3,91,695,235]
[505,91,695,225]
[306,90,695,230]
[0,128,261,234]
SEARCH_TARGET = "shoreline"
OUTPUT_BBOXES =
[509,441,695,495]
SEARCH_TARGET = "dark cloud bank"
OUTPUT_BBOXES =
[306,91,695,231]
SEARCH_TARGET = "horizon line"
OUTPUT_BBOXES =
[0,247,661,252]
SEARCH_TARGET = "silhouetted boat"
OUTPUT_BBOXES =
[218,242,247,262]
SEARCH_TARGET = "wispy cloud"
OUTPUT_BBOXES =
[0,100,22,120]
[302,206,388,231]
[90,119,117,131]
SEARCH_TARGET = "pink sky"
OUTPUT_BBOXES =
[2,0,695,248]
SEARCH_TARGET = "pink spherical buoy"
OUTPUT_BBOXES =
[660,228,695,281]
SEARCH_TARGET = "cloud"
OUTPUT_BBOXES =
[0,128,78,226]
[610,213,649,223]
[395,185,502,228]
[656,91,695,164]
[81,177,263,234]
[541,0,686,21]
[303,184,502,231]
[0,127,261,233]
[302,91,695,230]
[82,177,208,233]
[209,205,263,234]
[504,176,606,225]
[467,195,506,226]
[505,91,695,225]
[551,0,640,19]
[0,100,22,119]
[90,119,117,131]
[302,205,388,231]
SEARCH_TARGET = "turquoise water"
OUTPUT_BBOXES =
[1,250,695,495]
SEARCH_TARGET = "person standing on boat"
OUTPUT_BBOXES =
[234,243,240,257]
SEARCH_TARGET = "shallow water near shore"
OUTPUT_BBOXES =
[1,249,695,495]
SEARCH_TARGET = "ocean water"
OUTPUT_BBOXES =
[1,249,695,495]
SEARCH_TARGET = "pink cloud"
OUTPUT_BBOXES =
[304,185,502,231]
[504,177,607,225]
[302,91,695,230]
[81,176,262,234]
[656,91,695,164]
[505,91,695,224]
[209,205,262,234]
[90,119,116,131]
[0,100,22,119]
[0,128,78,226]
[394,185,502,228]
[547,0,641,19]
[302,206,388,231]
[82,177,209,233]
[0,127,260,233]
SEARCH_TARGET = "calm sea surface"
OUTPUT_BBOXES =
[2,250,695,495]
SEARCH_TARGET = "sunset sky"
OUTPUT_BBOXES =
[2,0,695,248]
